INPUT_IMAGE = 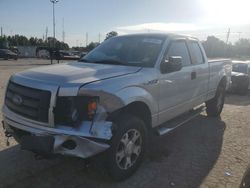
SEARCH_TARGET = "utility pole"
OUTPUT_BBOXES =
[62,18,65,43]
[237,32,242,40]
[98,33,101,43]
[226,28,231,44]
[86,32,88,47]
[45,26,48,42]
[50,0,59,47]
[1,27,3,37]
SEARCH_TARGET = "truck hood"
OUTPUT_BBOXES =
[14,62,141,87]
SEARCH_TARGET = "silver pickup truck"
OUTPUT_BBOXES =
[2,33,231,180]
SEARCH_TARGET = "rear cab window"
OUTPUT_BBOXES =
[188,41,205,65]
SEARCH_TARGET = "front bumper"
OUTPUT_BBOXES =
[2,105,112,159]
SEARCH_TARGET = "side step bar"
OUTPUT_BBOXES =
[156,105,206,136]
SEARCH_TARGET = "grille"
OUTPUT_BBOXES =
[5,81,51,123]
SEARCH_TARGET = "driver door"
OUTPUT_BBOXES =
[158,39,198,125]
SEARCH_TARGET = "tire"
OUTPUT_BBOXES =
[206,84,226,117]
[106,114,147,181]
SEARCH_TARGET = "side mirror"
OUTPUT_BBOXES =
[160,56,183,74]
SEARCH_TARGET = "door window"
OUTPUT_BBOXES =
[166,41,191,66]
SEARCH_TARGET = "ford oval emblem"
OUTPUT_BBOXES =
[12,94,23,105]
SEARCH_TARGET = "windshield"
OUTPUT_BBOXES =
[80,35,166,67]
[232,63,248,74]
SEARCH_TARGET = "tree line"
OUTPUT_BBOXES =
[3,31,249,59]
[202,36,250,59]
[0,31,118,52]
[0,35,69,50]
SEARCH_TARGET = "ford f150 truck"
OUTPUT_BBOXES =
[2,33,231,180]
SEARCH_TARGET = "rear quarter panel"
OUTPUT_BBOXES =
[207,59,232,100]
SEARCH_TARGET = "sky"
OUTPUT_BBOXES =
[1,0,250,47]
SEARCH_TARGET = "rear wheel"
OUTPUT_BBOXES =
[106,114,146,181]
[206,84,226,117]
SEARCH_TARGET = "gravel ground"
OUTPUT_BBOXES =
[0,59,249,188]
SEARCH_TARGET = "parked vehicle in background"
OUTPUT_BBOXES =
[0,49,18,60]
[2,33,231,180]
[80,52,88,59]
[230,61,250,95]
[71,51,81,56]
[240,164,250,188]
[37,49,50,59]
[59,50,80,60]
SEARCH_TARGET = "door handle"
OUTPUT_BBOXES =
[191,71,197,80]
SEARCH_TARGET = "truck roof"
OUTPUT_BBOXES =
[115,33,199,41]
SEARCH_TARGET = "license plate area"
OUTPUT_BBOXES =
[20,135,55,154]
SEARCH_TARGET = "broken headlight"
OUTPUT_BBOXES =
[54,96,99,126]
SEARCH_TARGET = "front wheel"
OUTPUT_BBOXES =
[206,84,226,117]
[106,114,146,181]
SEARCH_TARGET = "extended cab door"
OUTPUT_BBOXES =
[187,40,209,105]
[158,39,199,125]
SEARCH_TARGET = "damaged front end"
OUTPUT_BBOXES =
[2,92,114,159]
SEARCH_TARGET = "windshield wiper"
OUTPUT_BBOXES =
[79,58,127,65]
[93,59,126,65]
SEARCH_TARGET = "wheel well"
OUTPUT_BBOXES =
[109,101,152,130]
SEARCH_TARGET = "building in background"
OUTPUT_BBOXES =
[17,46,37,57]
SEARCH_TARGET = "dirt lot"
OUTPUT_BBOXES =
[0,59,250,188]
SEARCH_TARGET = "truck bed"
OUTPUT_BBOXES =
[208,58,232,63]
[208,58,231,64]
